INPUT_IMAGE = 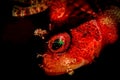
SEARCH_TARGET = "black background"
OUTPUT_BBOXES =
[0,0,120,80]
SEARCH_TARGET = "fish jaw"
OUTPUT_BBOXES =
[42,53,87,76]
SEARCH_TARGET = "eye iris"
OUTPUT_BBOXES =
[48,32,70,53]
[52,38,64,50]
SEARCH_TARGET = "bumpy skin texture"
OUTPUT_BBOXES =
[41,1,120,75]
[43,20,102,75]
[97,6,119,45]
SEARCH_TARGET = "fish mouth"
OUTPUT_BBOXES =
[42,54,87,76]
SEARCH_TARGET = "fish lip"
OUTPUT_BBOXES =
[42,55,87,76]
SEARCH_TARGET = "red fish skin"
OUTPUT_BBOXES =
[41,1,119,76]
[42,11,119,75]
[49,0,70,25]
[97,15,118,46]
[42,20,102,75]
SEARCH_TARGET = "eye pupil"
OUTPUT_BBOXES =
[52,38,64,50]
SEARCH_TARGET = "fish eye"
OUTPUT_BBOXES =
[48,32,71,53]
